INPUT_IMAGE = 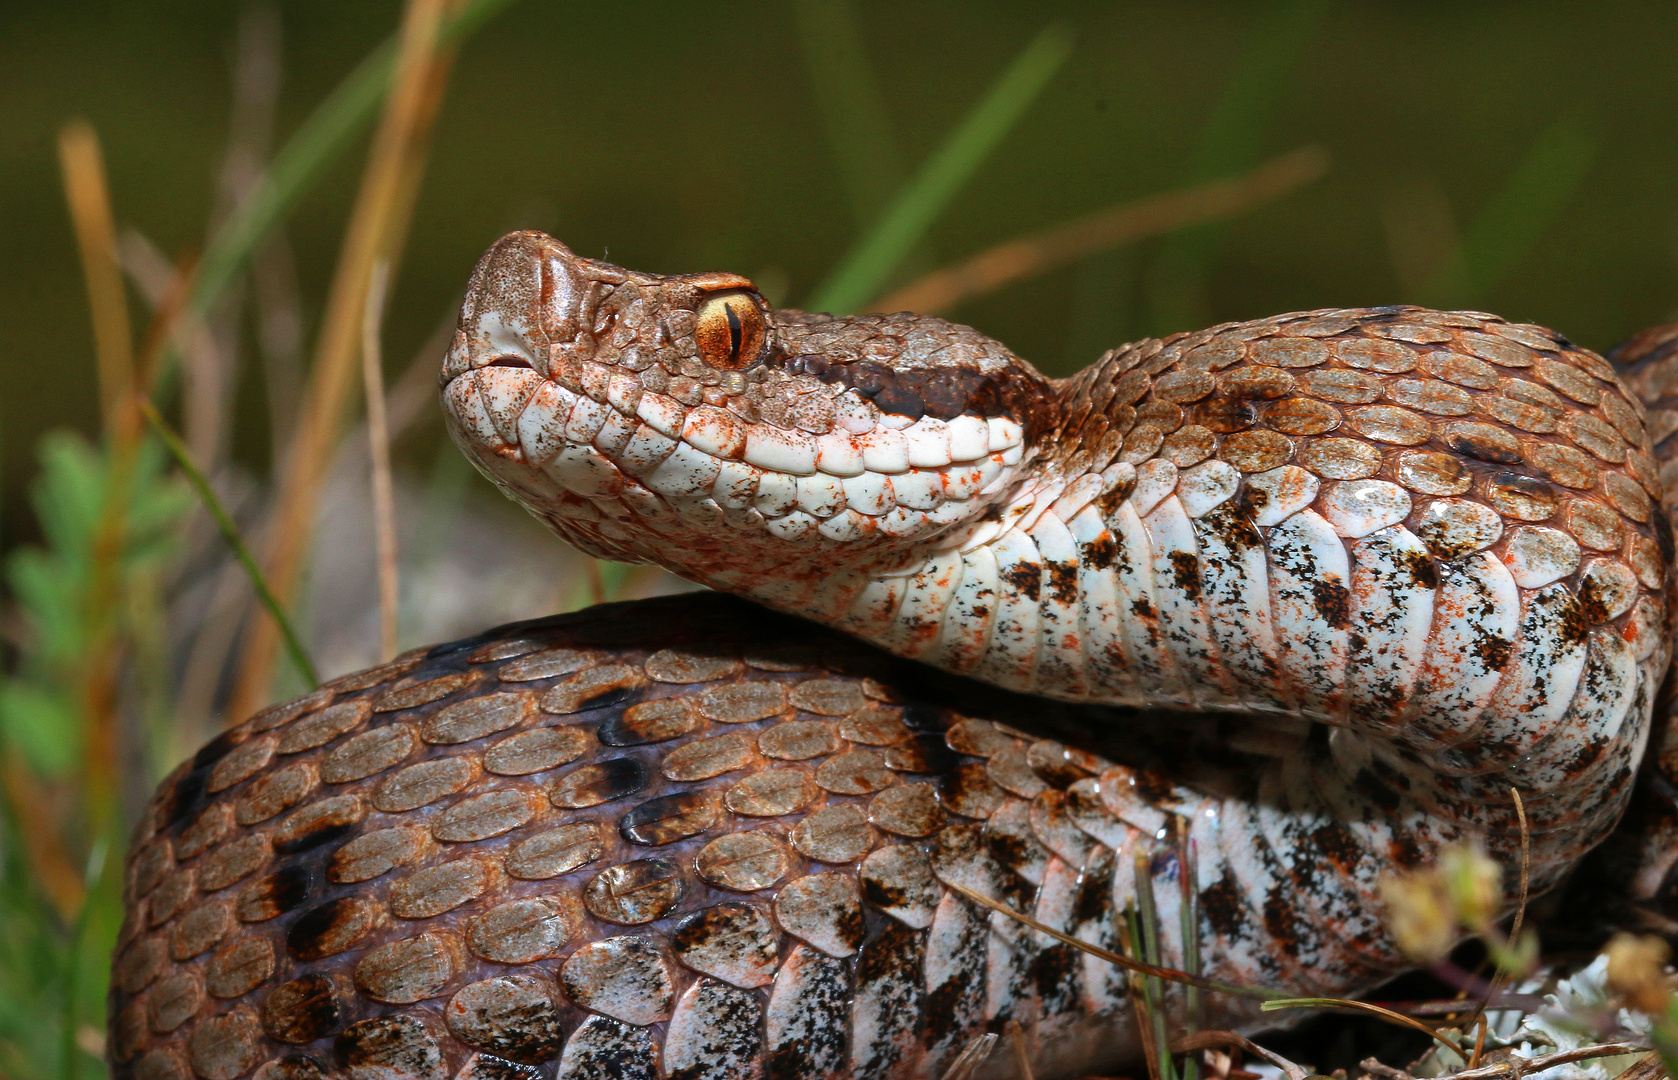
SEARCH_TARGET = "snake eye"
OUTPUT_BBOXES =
[694,290,767,372]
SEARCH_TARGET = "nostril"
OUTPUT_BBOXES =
[486,355,534,369]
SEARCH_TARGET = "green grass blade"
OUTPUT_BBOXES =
[188,0,523,323]
[139,400,320,689]
[807,23,1074,314]
[1144,0,1332,333]
[792,0,906,227]
[1418,113,1595,309]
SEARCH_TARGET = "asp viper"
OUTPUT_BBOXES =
[109,231,1678,1080]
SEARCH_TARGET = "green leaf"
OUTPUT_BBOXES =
[807,23,1075,314]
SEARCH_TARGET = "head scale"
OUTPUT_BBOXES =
[440,231,1059,598]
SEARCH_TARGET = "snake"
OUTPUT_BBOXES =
[109,230,1678,1080]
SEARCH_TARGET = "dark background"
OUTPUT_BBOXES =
[5,0,1678,545]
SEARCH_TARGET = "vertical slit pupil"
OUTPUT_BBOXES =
[725,302,743,359]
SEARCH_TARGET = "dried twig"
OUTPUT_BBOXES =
[1006,1019,1035,1080]
[1262,997,1465,1063]
[1171,1032,1308,1080]
[1360,1042,1649,1080]
[58,121,134,434]
[230,0,461,721]
[1511,788,1531,943]
[944,880,1278,1000]
[361,260,399,661]
[938,1032,998,1080]
[876,144,1328,314]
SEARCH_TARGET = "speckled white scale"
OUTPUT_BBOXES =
[766,946,850,1080]
[1478,584,1591,759]
[663,979,764,1080]
[1067,506,1141,702]
[1027,511,1088,698]
[1191,503,1290,712]
[922,894,987,1076]
[932,547,999,673]
[1144,495,1242,709]
[848,927,924,1080]
[1512,629,1638,792]
[894,551,965,658]
[842,574,909,640]
[1410,552,1520,740]
[1107,501,1186,703]
[970,529,1044,691]
[1344,526,1436,727]
[1266,509,1351,721]
[1068,846,1127,1019]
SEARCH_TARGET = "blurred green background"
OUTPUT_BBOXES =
[4,1,1678,1074]
[8,0,1678,545]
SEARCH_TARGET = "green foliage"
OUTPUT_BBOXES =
[0,431,188,1080]
[1,433,187,776]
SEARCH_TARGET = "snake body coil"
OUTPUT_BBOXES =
[110,232,1678,1079]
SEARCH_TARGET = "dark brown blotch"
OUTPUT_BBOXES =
[261,974,349,1045]
[1169,551,1202,601]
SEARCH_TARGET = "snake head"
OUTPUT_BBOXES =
[441,230,1061,599]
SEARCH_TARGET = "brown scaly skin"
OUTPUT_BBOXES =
[110,232,1678,1079]
[110,595,1263,1080]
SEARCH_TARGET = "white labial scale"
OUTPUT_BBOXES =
[547,445,624,498]
[1564,666,1657,840]
[516,380,576,466]
[1068,506,1142,703]
[922,893,988,1076]
[1027,510,1089,698]
[1191,503,1290,713]
[1478,583,1590,758]
[1142,496,1241,708]
[933,546,999,673]
[1108,502,1188,704]
[969,529,1045,692]
[1510,628,1637,793]
[985,882,1041,1028]
[892,551,965,658]
[1345,526,1437,730]
[1409,553,1520,743]
[1265,509,1350,722]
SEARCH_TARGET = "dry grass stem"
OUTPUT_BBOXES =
[1609,1052,1666,1080]
[937,1033,998,1080]
[1005,1019,1035,1080]
[57,120,135,435]
[877,144,1329,314]
[1170,1032,1307,1080]
[230,0,460,721]
[1361,1042,1650,1080]
[1511,788,1531,942]
[362,259,400,661]
[0,757,84,921]
[1262,996,1465,1064]
[944,880,1275,1000]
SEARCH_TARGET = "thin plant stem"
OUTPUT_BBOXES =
[1171,1032,1308,1080]
[877,145,1328,315]
[943,880,1279,1001]
[361,260,400,661]
[229,0,460,721]
[1135,848,1177,1080]
[1176,823,1202,1080]
[791,0,906,227]
[58,121,134,434]
[937,1033,998,1080]
[1360,1043,1650,1080]
[138,399,319,688]
[808,23,1074,314]
[1261,997,1466,1063]
[186,0,521,327]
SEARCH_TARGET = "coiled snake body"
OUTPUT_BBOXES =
[111,232,1678,1080]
